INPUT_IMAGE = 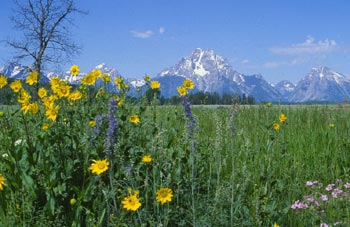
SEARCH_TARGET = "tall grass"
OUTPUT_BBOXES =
[1,70,350,226]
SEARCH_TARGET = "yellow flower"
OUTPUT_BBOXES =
[129,114,140,124]
[101,74,111,83]
[42,123,49,131]
[122,189,141,211]
[89,120,96,128]
[0,74,8,89]
[89,159,109,175]
[26,70,38,85]
[68,90,83,101]
[141,154,152,163]
[177,86,188,96]
[156,188,173,205]
[70,198,77,206]
[273,123,280,131]
[329,123,335,128]
[272,224,280,227]
[10,80,22,93]
[266,102,273,107]
[0,173,7,191]
[0,112,3,117]
[45,104,59,121]
[70,65,80,76]
[38,87,47,99]
[81,72,97,86]
[144,75,151,82]
[92,69,102,78]
[150,81,160,89]
[20,100,32,114]
[114,76,123,85]
[30,102,39,114]
[183,78,194,89]
[18,89,31,104]
[279,114,287,123]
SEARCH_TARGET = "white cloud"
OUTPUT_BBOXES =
[270,36,337,55]
[130,30,154,39]
[240,59,250,64]
[159,27,165,34]
[264,61,281,69]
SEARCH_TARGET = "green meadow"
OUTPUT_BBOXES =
[1,72,350,227]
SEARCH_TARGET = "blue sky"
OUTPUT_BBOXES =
[1,0,350,83]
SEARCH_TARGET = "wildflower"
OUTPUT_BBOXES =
[70,65,80,76]
[181,95,196,136]
[272,224,280,227]
[141,154,152,163]
[344,182,350,188]
[129,114,140,124]
[0,112,3,117]
[26,70,38,85]
[0,74,8,89]
[320,224,328,227]
[114,77,123,86]
[177,86,188,96]
[144,74,151,82]
[273,123,280,131]
[266,102,273,107]
[89,121,96,128]
[91,69,102,78]
[89,159,109,175]
[42,123,49,131]
[150,81,160,89]
[101,74,111,83]
[29,102,39,114]
[68,90,83,101]
[329,123,335,128]
[38,87,47,99]
[183,78,195,89]
[156,187,173,205]
[332,188,343,198]
[10,80,22,93]
[45,104,59,121]
[326,184,335,191]
[0,173,7,190]
[81,72,97,86]
[279,114,287,123]
[105,98,118,158]
[320,194,328,201]
[122,189,141,211]
[70,198,77,205]
[290,200,308,209]
[14,139,23,146]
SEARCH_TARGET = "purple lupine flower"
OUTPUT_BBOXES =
[105,98,118,157]
[93,114,106,136]
[181,95,196,136]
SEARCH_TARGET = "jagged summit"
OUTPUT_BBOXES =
[158,48,236,78]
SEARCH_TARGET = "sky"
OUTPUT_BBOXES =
[1,0,350,84]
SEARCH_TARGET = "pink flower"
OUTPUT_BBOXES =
[320,223,328,227]
[291,200,308,209]
[320,194,328,201]
[326,184,335,191]
[344,182,350,189]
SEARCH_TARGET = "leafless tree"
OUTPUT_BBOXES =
[7,0,85,77]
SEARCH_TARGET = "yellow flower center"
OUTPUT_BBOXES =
[98,162,106,169]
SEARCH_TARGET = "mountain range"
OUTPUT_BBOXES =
[1,48,350,103]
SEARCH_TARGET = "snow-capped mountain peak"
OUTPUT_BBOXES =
[158,48,235,79]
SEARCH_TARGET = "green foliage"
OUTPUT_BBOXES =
[1,71,350,227]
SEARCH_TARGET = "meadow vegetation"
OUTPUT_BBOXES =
[0,69,350,227]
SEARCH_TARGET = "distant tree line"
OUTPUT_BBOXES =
[158,91,255,105]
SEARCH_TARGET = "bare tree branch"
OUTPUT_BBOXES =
[7,0,86,76]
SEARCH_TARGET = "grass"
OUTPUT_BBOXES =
[1,75,350,226]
